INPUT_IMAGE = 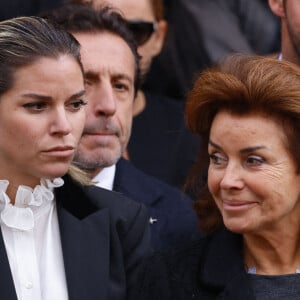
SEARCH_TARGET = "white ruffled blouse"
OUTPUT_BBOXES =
[0,178,68,300]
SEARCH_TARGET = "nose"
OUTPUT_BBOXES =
[50,107,72,136]
[220,163,244,190]
[89,81,116,117]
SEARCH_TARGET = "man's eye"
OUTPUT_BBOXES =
[114,83,128,91]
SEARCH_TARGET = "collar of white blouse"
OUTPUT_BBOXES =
[0,178,64,231]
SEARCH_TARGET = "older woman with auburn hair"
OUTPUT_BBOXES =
[134,54,300,299]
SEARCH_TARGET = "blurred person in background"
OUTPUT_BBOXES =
[145,0,280,99]
[269,0,300,64]
[73,0,200,189]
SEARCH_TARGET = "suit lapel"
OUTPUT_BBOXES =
[114,158,160,206]
[56,175,111,300]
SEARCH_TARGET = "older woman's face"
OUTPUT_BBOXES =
[0,55,86,187]
[208,110,300,234]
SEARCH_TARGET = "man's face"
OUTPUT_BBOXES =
[91,0,166,75]
[73,32,135,176]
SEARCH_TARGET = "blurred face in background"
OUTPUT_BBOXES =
[90,0,167,76]
[269,0,300,64]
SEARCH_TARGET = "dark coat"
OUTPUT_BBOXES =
[114,158,201,251]
[0,174,151,300]
[127,92,200,189]
[134,229,256,300]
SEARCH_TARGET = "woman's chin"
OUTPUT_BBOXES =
[223,218,254,234]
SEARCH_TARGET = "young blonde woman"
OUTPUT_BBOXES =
[0,16,150,300]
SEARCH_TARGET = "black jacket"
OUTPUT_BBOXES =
[134,229,255,299]
[0,174,151,300]
[114,158,200,251]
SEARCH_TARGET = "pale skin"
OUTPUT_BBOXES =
[72,32,135,178]
[0,56,86,202]
[86,0,167,116]
[208,110,300,274]
[269,0,300,65]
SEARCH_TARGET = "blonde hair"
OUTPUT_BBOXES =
[0,16,83,95]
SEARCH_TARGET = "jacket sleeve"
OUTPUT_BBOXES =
[129,252,172,300]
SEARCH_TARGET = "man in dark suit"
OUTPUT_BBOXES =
[47,3,200,251]
[75,0,200,189]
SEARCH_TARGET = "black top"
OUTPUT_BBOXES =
[248,273,300,299]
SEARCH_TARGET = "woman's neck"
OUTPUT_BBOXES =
[243,229,300,275]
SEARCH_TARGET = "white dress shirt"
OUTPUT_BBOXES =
[92,165,116,190]
[0,178,68,300]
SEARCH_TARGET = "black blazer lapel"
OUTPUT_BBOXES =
[55,175,111,300]
[0,232,17,299]
[58,205,110,300]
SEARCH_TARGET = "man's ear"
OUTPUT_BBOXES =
[151,20,168,57]
[269,0,285,18]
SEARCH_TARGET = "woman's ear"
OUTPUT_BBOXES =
[268,0,285,18]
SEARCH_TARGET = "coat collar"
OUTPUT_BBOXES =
[114,158,163,206]
[198,229,254,299]
[0,175,113,300]
[55,175,112,299]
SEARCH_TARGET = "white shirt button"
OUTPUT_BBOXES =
[25,282,33,289]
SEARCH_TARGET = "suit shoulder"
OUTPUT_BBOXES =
[85,184,146,217]
[116,158,189,198]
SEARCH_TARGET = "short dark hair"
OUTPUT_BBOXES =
[0,16,82,95]
[185,54,300,233]
[44,2,141,94]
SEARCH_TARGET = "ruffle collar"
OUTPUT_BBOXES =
[0,178,64,231]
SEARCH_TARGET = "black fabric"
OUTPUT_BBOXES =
[0,0,64,20]
[248,273,300,299]
[133,229,257,300]
[128,92,200,188]
[114,158,201,251]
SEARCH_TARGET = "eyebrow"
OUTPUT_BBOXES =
[208,139,267,154]
[84,70,133,85]
[21,89,86,101]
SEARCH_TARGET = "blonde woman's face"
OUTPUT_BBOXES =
[0,55,86,187]
[208,110,300,235]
